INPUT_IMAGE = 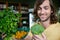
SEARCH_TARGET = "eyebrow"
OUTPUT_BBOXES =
[39,6,49,8]
[38,6,41,8]
[44,6,49,8]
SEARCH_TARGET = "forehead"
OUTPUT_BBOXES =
[39,0,50,7]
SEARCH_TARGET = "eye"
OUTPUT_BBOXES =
[38,7,41,10]
[44,6,49,10]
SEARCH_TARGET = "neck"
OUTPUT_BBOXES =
[41,18,50,29]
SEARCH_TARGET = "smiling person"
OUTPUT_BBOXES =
[24,0,60,40]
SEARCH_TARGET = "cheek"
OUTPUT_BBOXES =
[37,10,40,14]
[46,11,51,17]
[37,10,41,15]
[46,9,52,14]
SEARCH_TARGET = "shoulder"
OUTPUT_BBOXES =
[43,22,60,32]
[49,22,60,28]
[55,22,60,26]
[44,22,60,34]
[43,22,60,40]
[52,22,60,28]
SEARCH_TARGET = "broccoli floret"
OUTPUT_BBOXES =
[31,23,45,35]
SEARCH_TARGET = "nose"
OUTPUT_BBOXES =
[41,9,45,14]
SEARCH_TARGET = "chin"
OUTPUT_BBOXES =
[40,16,50,22]
[41,20,46,22]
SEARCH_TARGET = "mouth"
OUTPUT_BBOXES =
[39,13,47,17]
[39,14,46,17]
[39,14,47,20]
[40,16,46,19]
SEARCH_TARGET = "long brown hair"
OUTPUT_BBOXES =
[33,0,58,24]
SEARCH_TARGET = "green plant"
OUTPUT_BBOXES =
[0,8,21,38]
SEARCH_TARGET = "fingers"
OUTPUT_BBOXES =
[24,35,32,40]
[42,33,46,40]
[33,35,42,40]
[32,33,47,40]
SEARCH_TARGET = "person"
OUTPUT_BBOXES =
[24,0,60,40]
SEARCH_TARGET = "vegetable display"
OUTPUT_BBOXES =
[0,8,21,40]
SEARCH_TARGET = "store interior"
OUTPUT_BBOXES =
[0,0,60,40]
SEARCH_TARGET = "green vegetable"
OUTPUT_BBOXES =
[0,8,21,38]
[4,36,12,40]
[31,23,45,35]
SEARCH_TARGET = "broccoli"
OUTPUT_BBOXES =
[31,23,45,35]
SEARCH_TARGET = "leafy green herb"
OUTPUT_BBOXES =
[0,8,21,37]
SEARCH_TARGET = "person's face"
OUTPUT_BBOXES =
[37,0,53,22]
